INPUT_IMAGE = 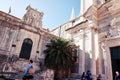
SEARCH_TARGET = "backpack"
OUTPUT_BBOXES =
[28,66,34,74]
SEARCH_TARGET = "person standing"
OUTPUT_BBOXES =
[81,72,86,80]
[97,74,102,80]
[23,60,34,80]
[115,71,120,80]
[86,70,92,80]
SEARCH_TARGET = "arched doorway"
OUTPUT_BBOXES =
[19,38,33,59]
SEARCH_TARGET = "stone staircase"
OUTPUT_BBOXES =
[0,70,42,80]
[0,53,42,80]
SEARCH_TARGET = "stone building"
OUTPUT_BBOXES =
[0,5,55,72]
[51,0,120,80]
[0,0,120,80]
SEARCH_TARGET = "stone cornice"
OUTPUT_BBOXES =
[98,0,120,22]
[98,0,112,10]
[21,23,56,38]
[0,11,22,28]
[66,20,88,32]
[99,35,120,43]
[0,11,21,22]
[0,10,55,38]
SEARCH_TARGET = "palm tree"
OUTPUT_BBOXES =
[44,38,77,79]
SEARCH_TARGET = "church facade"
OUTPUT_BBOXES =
[0,0,120,80]
[0,6,55,72]
[51,0,120,80]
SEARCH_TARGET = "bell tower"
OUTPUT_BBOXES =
[23,5,44,29]
[70,7,75,20]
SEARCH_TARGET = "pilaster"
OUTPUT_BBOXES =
[98,43,102,74]
[106,46,113,80]
[82,29,85,73]
[38,33,44,59]
[91,28,96,80]
[88,20,96,80]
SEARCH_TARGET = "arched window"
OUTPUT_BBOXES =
[19,38,33,59]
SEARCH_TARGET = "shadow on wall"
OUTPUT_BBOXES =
[85,51,92,72]
[78,49,92,72]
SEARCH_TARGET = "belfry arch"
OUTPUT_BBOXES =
[19,38,33,59]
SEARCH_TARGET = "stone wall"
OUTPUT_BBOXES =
[0,7,55,79]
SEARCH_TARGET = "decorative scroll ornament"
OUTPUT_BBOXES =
[108,18,120,37]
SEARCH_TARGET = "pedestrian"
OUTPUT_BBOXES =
[81,72,86,80]
[97,74,102,80]
[86,70,92,80]
[23,60,34,80]
[115,71,120,80]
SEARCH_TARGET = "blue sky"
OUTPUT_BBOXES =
[0,0,80,30]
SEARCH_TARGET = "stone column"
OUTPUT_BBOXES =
[78,30,85,75]
[82,29,85,73]
[106,46,113,80]
[101,42,108,80]
[38,33,44,59]
[91,28,96,80]
[98,43,102,74]
[88,20,96,79]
